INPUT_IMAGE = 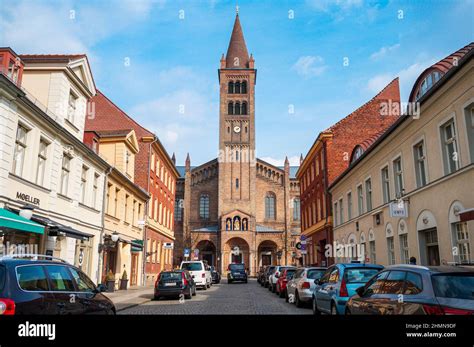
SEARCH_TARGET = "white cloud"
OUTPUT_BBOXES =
[260,156,301,167]
[292,56,327,78]
[370,44,400,61]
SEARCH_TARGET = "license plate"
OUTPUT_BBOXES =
[164,282,176,286]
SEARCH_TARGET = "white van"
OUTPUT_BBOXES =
[180,261,212,289]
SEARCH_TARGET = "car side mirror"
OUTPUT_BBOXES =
[97,284,107,293]
[356,286,365,297]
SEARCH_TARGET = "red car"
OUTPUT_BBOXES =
[275,267,297,298]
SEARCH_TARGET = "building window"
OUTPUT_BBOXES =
[228,102,234,115]
[174,199,183,221]
[60,154,71,196]
[413,141,427,187]
[13,124,28,176]
[228,81,234,94]
[415,70,443,101]
[400,234,409,264]
[199,194,210,219]
[235,178,239,189]
[347,192,352,220]
[265,193,276,220]
[234,81,241,94]
[80,165,88,204]
[357,185,363,216]
[106,184,112,214]
[393,157,404,197]
[67,91,78,123]
[339,198,343,225]
[369,240,376,263]
[387,237,395,265]
[293,198,300,221]
[381,166,390,204]
[241,102,247,115]
[92,174,99,209]
[441,119,459,174]
[453,222,471,263]
[125,150,130,175]
[36,139,49,186]
[124,194,129,222]
[241,81,247,94]
[365,178,372,212]
[351,145,364,163]
[235,102,241,115]
[334,201,338,227]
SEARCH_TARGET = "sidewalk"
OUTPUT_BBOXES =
[105,285,154,312]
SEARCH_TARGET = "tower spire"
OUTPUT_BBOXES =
[225,11,250,68]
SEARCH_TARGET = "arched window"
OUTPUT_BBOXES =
[265,193,276,220]
[228,81,234,94]
[199,194,209,219]
[415,70,443,101]
[241,102,247,115]
[351,145,364,163]
[228,102,234,115]
[235,81,241,94]
[241,81,247,94]
[293,198,301,221]
[235,102,241,115]
[233,216,241,230]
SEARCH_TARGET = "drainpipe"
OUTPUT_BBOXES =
[98,167,112,285]
[142,136,158,286]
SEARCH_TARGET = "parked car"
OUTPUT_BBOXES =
[210,266,221,284]
[180,261,212,289]
[269,266,295,293]
[312,263,384,315]
[257,266,266,284]
[227,263,248,283]
[0,254,116,315]
[275,267,297,298]
[154,270,196,300]
[262,266,276,288]
[287,267,326,307]
[345,265,474,315]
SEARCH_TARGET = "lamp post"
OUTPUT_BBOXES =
[19,204,34,220]
[111,232,119,243]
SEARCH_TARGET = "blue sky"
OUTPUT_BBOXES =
[1,0,473,166]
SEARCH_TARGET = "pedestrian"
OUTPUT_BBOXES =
[409,256,417,265]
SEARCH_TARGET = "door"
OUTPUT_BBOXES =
[427,246,440,266]
[44,265,85,314]
[131,253,139,286]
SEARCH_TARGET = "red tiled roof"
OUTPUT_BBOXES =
[19,54,87,62]
[358,130,386,151]
[409,42,474,101]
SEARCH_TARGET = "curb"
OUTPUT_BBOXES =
[116,297,153,312]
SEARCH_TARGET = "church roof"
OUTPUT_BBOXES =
[225,14,250,68]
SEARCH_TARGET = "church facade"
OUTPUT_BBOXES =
[174,14,301,276]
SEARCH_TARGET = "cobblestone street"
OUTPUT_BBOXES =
[119,279,312,315]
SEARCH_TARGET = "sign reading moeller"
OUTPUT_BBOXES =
[16,192,40,206]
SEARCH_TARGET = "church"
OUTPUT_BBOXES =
[174,13,301,276]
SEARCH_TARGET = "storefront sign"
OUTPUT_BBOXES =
[16,192,40,206]
[163,242,174,249]
[389,201,408,218]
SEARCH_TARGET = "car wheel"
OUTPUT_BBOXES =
[244,279,248,284]
[192,286,197,296]
[228,279,233,284]
[295,291,303,308]
[345,307,351,315]
[285,291,289,303]
[153,296,160,301]
[264,281,268,288]
[185,289,192,300]
[331,302,338,315]
[312,296,321,315]
[203,285,207,290]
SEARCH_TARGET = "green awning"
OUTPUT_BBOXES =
[131,239,143,252]
[0,208,44,234]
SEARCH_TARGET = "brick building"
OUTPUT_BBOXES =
[174,14,301,276]
[297,78,401,266]
[85,91,179,285]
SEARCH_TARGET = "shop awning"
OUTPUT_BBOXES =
[30,215,93,241]
[131,239,143,252]
[0,208,44,234]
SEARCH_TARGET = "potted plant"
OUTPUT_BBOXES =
[105,270,116,292]
[119,269,128,290]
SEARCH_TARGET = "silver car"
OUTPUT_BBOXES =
[268,266,295,293]
[286,267,326,307]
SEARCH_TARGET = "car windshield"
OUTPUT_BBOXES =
[345,268,380,283]
[229,264,245,271]
[432,273,474,300]
[307,269,325,280]
[160,272,182,280]
[285,269,296,277]
[181,263,202,271]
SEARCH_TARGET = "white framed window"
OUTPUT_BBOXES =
[339,198,343,225]
[400,234,409,264]
[381,166,390,204]
[80,165,88,204]
[92,173,99,209]
[67,91,78,123]
[393,157,404,197]
[36,138,49,186]
[13,124,29,176]
[347,192,352,220]
[387,236,395,265]
[357,184,363,216]
[60,154,71,196]
[441,119,459,174]
[365,178,372,211]
[293,198,300,221]
[454,222,471,263]
[369,240,376,263]
[413,141,427,187]
[334,201,339,226]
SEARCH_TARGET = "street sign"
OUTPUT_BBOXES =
[295,242,302,250]
[163,242,174,249]
[389,201,408,218]
[184,248,190,257]
[137,220,145,227]
[300,235,307,241]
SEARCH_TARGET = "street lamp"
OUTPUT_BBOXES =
[19,205,34,220]
[111,232,119,243]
